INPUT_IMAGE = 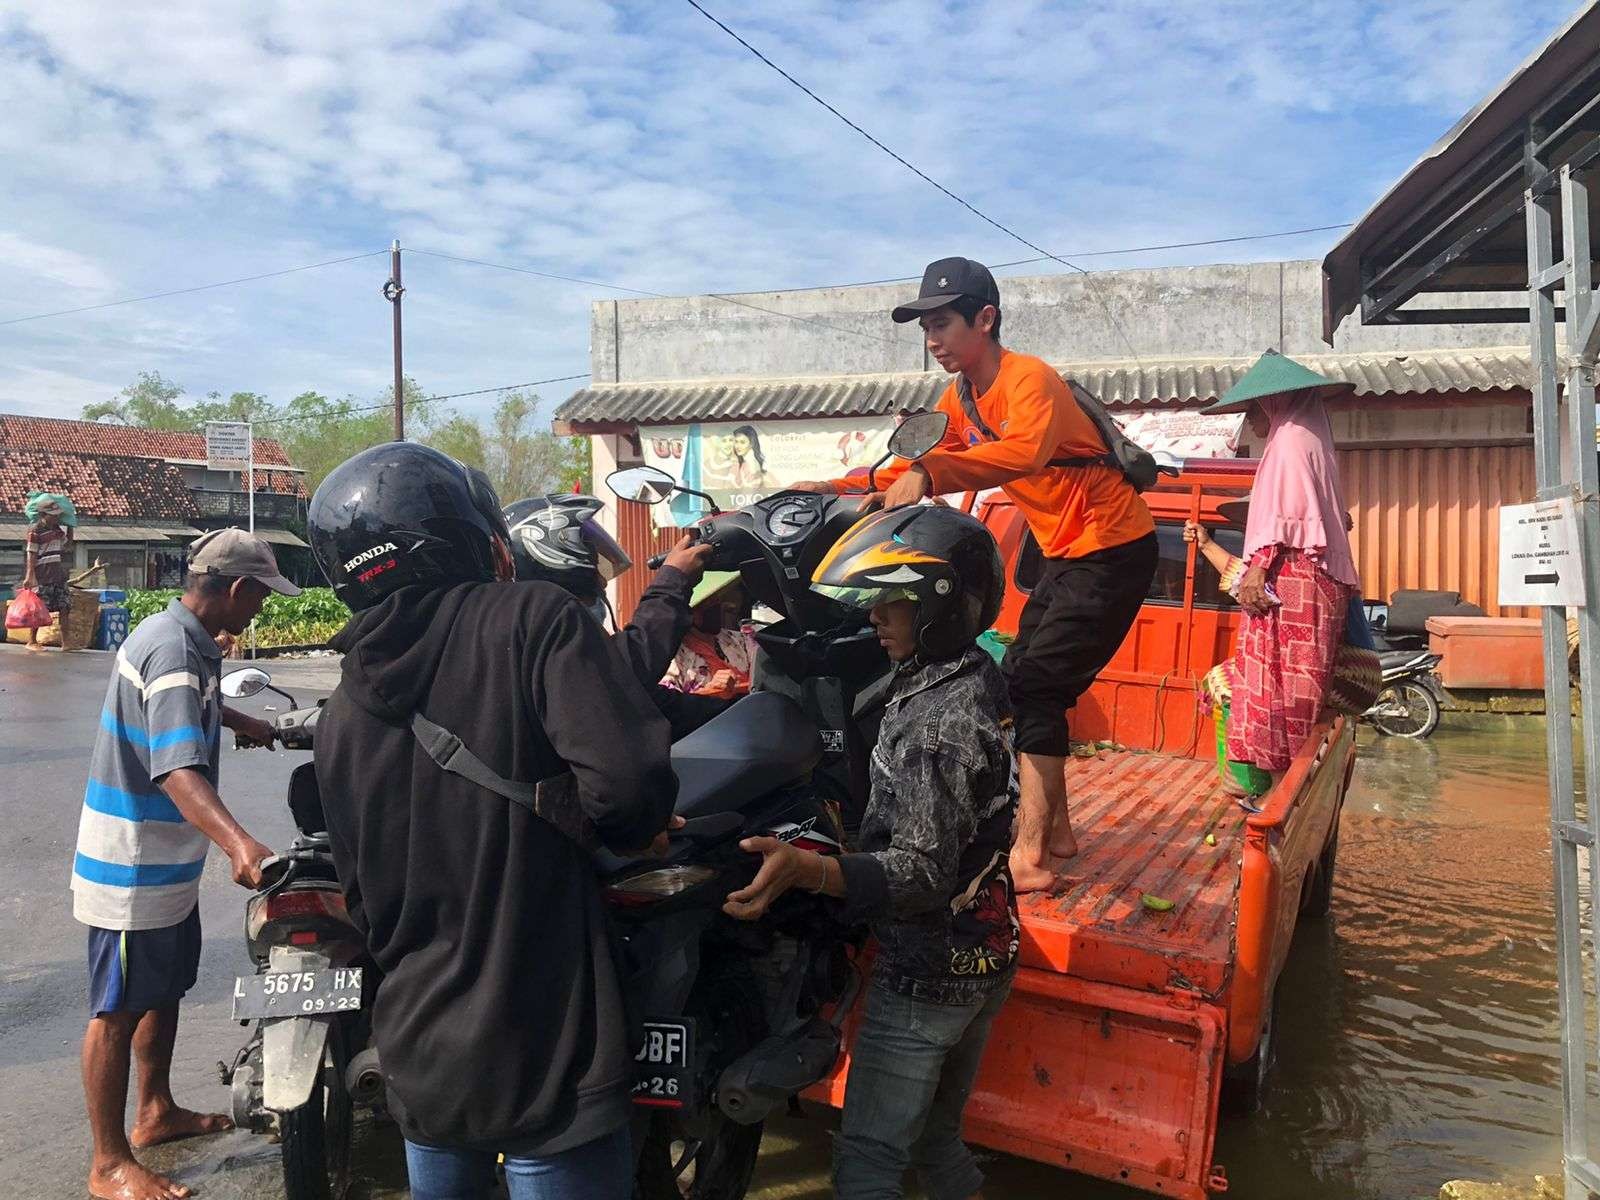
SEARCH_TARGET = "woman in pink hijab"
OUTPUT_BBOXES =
[1190,352,1361,789]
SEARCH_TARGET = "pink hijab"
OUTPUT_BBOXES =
[1244,390,1360,588]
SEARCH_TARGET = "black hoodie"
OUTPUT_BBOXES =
[316,580,677,1155]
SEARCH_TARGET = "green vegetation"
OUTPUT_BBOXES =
[127,587,350,648]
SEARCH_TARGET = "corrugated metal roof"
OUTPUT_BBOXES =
[556,349,1532,427]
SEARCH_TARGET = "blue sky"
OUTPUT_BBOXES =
[0,0,1580,425]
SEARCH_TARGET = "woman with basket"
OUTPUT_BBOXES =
[1183,352,1378,798]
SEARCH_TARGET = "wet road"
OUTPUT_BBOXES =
[0,646,1565,1198]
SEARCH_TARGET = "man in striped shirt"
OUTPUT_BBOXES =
[72,528,294,1200]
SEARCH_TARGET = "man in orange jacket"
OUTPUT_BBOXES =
[795,257,1158,890]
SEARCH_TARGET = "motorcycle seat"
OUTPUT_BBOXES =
[1379,650,1435,671]
[670,691,823,819]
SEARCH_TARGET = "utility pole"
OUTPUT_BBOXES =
[383,240,405,440]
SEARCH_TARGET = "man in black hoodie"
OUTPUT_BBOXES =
[307,446,678,1200]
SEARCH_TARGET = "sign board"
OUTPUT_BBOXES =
[1499,497,1587,608]
[1113,410,1246,460]
[205,421,252,471]
[641,418,896,527]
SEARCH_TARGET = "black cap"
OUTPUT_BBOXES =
[891,256,1001,323]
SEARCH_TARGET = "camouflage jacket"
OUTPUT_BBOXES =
[835,647,1020,1004]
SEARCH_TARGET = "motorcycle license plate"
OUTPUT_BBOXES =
[232,966,363,1020]
[633,1019,694,1109]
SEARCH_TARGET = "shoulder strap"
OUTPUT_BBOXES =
[410,712,538,813]
[956,375,1000,441]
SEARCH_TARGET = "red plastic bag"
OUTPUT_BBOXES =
[6,587,51,629]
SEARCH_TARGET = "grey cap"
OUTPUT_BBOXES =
[188,528,301,596]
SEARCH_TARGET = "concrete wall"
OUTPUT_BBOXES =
[590,260,1533,384]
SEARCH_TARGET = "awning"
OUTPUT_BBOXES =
[0,523,207,542]
[250,527,309,548]
[1321,4,1600,340]
[557,349,1533,428]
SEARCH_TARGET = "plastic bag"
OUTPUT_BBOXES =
[24,491,77,527]
[6,587,52,629]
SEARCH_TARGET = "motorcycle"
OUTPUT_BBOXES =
[216,668,377,1200]
[1363,649,1445,739]
[604,410,951,1199]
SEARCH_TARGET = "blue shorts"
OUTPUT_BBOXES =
[86,906,202,1017]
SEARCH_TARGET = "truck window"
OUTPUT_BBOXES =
[1013,521,1245,609]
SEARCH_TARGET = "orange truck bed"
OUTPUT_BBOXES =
[807,464,1356,1199]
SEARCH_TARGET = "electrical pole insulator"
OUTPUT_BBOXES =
[383,280,405,302]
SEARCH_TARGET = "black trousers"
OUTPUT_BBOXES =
[1002,532,1158,756]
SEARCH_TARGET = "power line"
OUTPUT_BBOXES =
[681,0,1147,362]
[0,250,391,328]
[238,373,592,433]
[807,223,1357,289]
[408,246,903,347]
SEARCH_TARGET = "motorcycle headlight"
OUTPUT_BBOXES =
[606,865,717,905]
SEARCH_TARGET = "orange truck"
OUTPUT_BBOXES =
[807,461,1356,1198]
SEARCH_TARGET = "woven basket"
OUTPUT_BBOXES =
[60,587,101,650]
[1327,644,1382,715]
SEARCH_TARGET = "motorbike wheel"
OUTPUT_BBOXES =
[279,1019,353,1200]
[635,964,767,1200]
[1369,680,1440,739]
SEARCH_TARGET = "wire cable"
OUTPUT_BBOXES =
[683,0,1151,361]
[0,250,391,328]
[408,246,903,347]
[235,373,592,433]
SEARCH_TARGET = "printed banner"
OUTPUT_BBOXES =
[1112,410,1245,460]
[640,418,896,526]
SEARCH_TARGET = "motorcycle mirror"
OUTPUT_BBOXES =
[222,667,272,699]
[607,465,677,505]
[887,411,949,461]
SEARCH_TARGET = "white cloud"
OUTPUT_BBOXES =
[0,0,1577,424]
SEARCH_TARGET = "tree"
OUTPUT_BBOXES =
[83,370,191,429]
[193,391,276,425]
[480,390,590,501]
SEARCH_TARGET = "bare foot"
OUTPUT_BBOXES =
[1010,852,1059,894]
[88,1157,192,1200]
[129,1106,232,1148]
[25,641,46,652]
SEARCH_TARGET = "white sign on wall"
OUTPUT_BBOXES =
[1499,497,1587,608]
[205,421,252,471]
[1113,410,1246,460]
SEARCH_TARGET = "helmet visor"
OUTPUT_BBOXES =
[580,517,633,581]
[810,582,919,611]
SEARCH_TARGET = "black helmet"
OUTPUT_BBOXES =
[307,442,512,611]
[810,505,1003,660]
[502,494,632,599]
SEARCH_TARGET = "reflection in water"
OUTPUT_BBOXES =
[270,726,1568,1200]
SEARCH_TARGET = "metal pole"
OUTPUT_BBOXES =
[1527,180,1588,1200]
[386,240,405,441]
[247,421,257,659]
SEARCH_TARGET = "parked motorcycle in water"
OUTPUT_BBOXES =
[216,668,376,1200]
[1363,649,1445,739]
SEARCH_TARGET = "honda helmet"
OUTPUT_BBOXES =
[502,494,632,600]
[810,505,1003,660]
[307,442,513,610]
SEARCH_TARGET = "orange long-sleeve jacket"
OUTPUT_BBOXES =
[832,351,1154,559]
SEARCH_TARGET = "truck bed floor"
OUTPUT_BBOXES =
[1017,750,1244,997]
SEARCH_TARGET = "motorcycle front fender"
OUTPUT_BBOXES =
[261,1013,333,1111]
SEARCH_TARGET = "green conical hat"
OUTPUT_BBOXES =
[1204,349,1354,413]
[689,570,741,609]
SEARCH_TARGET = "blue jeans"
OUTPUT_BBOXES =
[834,978,1013,1200]
[403,1124,632,1200]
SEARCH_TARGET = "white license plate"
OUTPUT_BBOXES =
[233,966,362,1020]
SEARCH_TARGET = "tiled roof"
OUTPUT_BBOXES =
[0,449,199,520]
[0,414,297,468]
[557,349,1533,427]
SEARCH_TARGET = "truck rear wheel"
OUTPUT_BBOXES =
[1221,987,1277,1117]
[1303,820,1339,919]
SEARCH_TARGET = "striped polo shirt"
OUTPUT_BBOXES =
[71,599,224,931]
